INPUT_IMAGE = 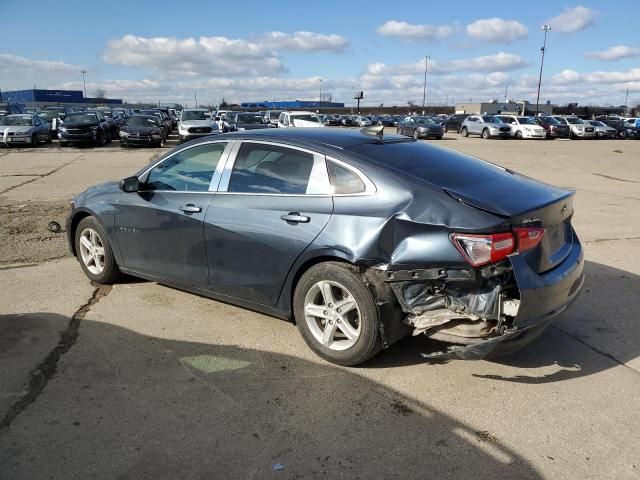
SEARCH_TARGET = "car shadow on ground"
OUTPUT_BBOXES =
[0,312,543,479]
[366,261,639,383]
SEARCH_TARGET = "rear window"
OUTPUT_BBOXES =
[351,142,508,189]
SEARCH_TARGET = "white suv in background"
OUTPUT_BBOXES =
[551,116,596,139]
[495,115,546,139]
[178,108,219,143]
[277,111,325,128]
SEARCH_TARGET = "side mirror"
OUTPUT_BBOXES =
[119,176,140,193]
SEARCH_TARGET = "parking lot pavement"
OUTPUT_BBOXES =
[1,137,639,479]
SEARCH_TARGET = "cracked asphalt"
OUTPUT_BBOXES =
[0,136,639,479]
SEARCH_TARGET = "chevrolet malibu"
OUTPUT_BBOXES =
[67,128,584,365]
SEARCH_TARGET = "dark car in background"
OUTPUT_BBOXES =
[533,116,570,139]
[66,128,583,366]
[138,110,171,137]
[229,112,269,131]
[599,118,639,139]
[153,108,177,129]
[119,115,166,147]
[397,116,444,139]
[90,109,125,140]
[339,115,355,126]
[36,105,82,138]
[321,115,339,126]
[443,114,468,133]
[58,111,112,147]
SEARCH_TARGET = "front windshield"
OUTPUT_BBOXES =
[589,121,605,127]
[0,115,32,126]
[517,117,537,125]
[482,116,502,124]
[182,110,209,121]
[65,113,98,124]
[415,117,437,126]
[237,114,264,124]
[36,110,61,120]
[292,115,319,123]
[542,117,560,125]
[566,117,585,124]
[128,116,159,127]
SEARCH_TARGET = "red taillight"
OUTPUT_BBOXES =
[450,232,515,267]
[514,227,545,252]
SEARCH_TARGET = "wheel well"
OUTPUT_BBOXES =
[69,211,92,256]
[289,256,352,322]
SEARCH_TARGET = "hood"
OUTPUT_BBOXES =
[62,121,99,128]
[123,125,158,134]
[75,181,120,205]
[180,120,213,127]
[1,126,31,133]
[291,119,324,128]
[236,124,268,130]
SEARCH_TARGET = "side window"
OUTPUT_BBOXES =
[228,143,315,194]
[145,142,227,192]
[327,161,366,195]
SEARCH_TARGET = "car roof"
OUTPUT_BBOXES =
[185,127,412,150]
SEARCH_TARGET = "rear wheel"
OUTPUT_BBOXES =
[461,127,469,137]
[31,133,38,146]
[482,128,490,139]
[46,132,52,144]
[294,262,382,366]
[515,130,523,140]
[74,216,121,284]
[95,131,105,146]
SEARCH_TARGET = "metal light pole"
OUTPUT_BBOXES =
[422,56,430,114]
[319,79,323,113]
[81,70,87,98]
[535,25,551,116]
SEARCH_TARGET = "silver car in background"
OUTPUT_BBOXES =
[178,108,219,143]
[551,116,596,139]
[0,114,51,146]
[587,120,617,139]
[460,115,511,139]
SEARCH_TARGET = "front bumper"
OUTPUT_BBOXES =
[522,130,547,139]
[490,130,511,138]
[416,130,443,138]
[1,135,32,145]
[179,131,218,141]
[59,132,96,143]
[572,129,596,138]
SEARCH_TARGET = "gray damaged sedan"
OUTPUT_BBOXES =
[0,114,52,146]
[67,127,584,365]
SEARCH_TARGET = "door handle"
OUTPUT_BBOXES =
[280,212,310,224]
[179,204,202,213]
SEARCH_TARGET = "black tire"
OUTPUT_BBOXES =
[95,131,105,147]
[74,216,121,284]
[31,133,38,147]
[46,132,53,144]
[436,135,443,140]
[570,131,576,140]
[293,262,382,366]
[413,130,419,140]
[461,127,469,137]
[105,130,112,144]
[482,128,490,139]
[444,124,448,133]
[60,141,69,148]
[619,131,627,139]
[515,130,523,140]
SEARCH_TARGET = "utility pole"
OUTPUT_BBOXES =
[624,88,629,110]
[535,25,551,116]
[319,79,322,114]
[504,85,508,103]
[194,90,197,108]
[81,70,87,98]
[422,55,430,114]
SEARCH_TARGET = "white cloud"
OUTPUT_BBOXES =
[547,6,595,33]
[258,31,347,52]
[549,68,640,86]
[377,20,454,40]
[466,18,528,43]
[103,35,282,77]
[0,54,83,89]
[365,52,529,76]
[587,45,640,61]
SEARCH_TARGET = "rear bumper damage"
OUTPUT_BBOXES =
[377,232,584,360]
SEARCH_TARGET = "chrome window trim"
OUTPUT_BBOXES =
[137,140,234,194]
[214,140,376,198]
[218,140,332,195]
[325,156,377,197]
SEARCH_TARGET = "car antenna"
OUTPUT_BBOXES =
[360,125,384,142]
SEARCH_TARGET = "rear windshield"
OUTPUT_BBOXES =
[482,116,502,124]
[351,141,508,189]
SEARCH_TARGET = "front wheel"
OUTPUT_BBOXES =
[75,216,121,284]
[46,132,53,144]
[31,133,38,146]
[294,262,382,366]
[413,130,419,140]
[482,128,490,139]
[461,127,469,137]
[515,131,523,140]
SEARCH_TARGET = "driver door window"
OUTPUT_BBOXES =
[145,142,227,192]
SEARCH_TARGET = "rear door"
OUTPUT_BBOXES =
[204,141,334,306]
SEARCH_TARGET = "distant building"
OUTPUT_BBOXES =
[455,101,554,116]
[240,100,345,110]
[0,89,123,106]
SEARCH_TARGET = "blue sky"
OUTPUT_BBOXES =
[0,0,638,106]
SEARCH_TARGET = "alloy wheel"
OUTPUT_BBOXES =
[79,227,106,275]
[304,280,362,351]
